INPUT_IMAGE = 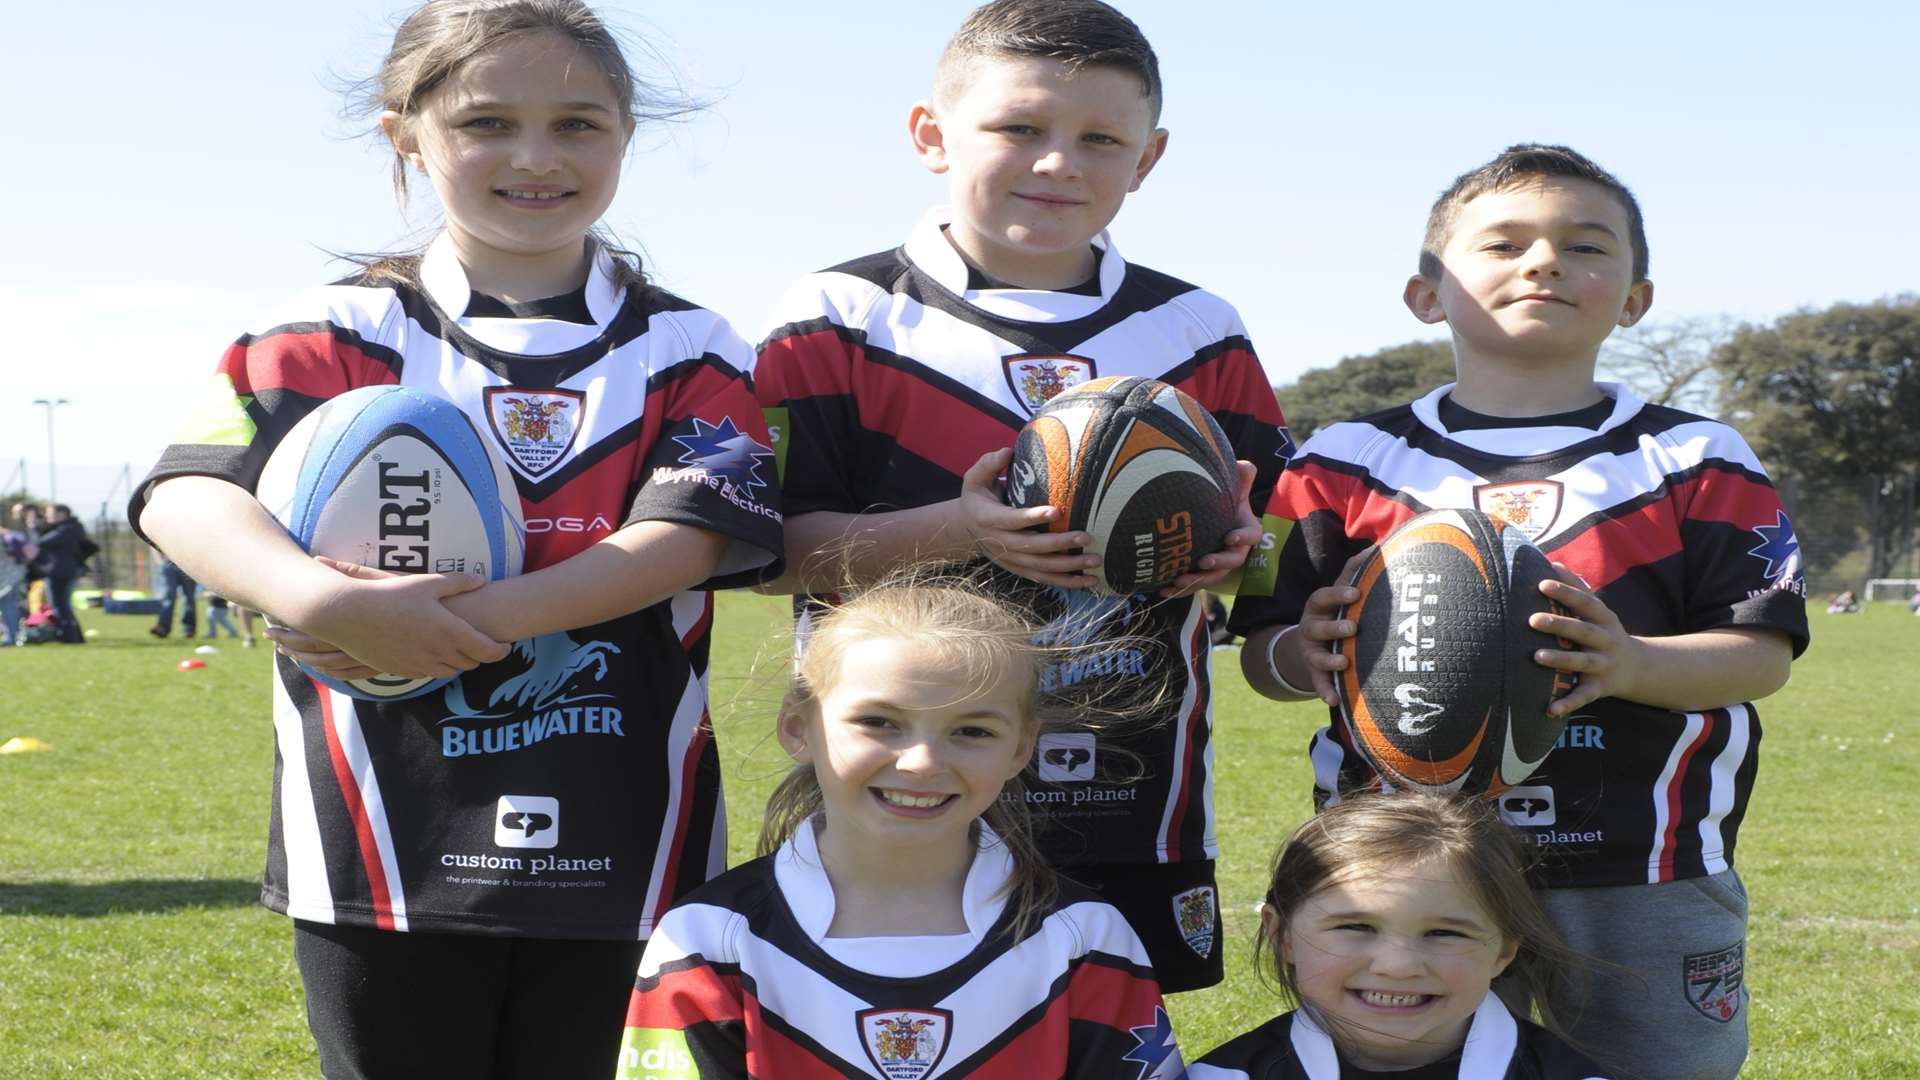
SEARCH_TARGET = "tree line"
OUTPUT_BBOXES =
[1274,295,1920,588]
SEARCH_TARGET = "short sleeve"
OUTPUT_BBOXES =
[627,320,785,589]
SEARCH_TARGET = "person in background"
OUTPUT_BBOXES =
[24,503,91,644]
[0,503,34,646]
[151,553,200,639]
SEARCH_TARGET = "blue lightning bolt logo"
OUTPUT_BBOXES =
[1121,1006,1181,1079]
[671,416,773,494]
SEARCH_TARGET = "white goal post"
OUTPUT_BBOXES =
[1865,579,1920,603]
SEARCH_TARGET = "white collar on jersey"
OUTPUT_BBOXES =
[418,231,625,330]
[1410,381,1648,456]
[773,814,1016,947]
[1288,992,1519,1079]
[903,206,1129,323]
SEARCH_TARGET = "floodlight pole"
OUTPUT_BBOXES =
[31,398,70,503]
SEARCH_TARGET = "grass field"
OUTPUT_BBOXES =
[2,597,1916,1077]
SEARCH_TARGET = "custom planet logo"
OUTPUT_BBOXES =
[1172,885,1217,958]
[1683,943,1745,1023]
[1496,785,1556,827]
[1036,732,1096,782]
[857,1008,951,1080]
[494,795,559,849]
[1475,480,1563,542]
[485,386,583,477]
[1003,354,1095,415]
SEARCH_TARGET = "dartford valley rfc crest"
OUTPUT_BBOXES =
[485,387,584,478]
[1474,480,1563,542]
[1002,354,1096,415]
[857,1007,952,1080]
[1171,885,1217,958]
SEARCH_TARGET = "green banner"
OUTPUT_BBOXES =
[174,373,256,448]
[1233,514,1294,597]
[762,406,789,482]
[616,1027,697,1080]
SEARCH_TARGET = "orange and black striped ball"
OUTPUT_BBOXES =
[1334,508,1577,797]
[1005,376,1238,596]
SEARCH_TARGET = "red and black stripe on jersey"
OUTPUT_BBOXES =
[1227,385,1807,887]
[133,235,778,938]
[619,838,1181,1079]
[755,215,1289,867]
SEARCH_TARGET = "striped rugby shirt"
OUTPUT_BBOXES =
[618,821,1183,1079]
[1227,383,1809,887]
[754,209,1292,867]
[130,235,783,938]
[1187,996,1608,1079]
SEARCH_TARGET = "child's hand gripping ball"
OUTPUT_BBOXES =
[1334,508,1577,795]
[1003,376,1238,596]
[254,385,525,700]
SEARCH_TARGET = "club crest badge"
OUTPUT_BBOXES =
[1683,942,1745,1023]
[485,387,584,478]
[857,1008,952,1080]
[1475,480,1564,541]
[1003,354,1096,415]
[1172,885,1217,958]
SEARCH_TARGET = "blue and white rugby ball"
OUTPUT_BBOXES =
[256,384,525,701]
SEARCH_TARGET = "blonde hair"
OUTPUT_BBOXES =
[1258,793,1598,1058]
[760,572,1060,938]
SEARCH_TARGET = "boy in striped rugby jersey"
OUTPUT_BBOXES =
[753,0,1291,994]
[1232,145,1807,1080]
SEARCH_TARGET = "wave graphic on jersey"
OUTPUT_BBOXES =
[437,633,624,757]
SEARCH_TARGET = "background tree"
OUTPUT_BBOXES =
[1599,315,1733,414]
[1713,296,1920,582]
[1275,340,1454,440]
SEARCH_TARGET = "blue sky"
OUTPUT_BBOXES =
[5,0,1916,519]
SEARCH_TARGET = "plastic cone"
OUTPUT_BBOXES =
[0,736,54,755]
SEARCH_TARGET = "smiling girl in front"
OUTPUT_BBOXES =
[615,579,1182,1078]
[1190,794,1610,1080]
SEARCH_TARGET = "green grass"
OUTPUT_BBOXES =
[3,601,1916,1077]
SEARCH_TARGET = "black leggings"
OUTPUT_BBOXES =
[292,920,645,1080]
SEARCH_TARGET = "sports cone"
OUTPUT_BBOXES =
[0,736,55,755]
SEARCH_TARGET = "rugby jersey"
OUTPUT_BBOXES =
[617,820,1183,1079]
[755,208,1291,866]
[1227,383,1809,888]
[130,234,783,938]
[1188,996,1609,1079]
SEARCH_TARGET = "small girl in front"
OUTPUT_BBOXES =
[1189,793,1611,1080]
[616,578,1183,1079]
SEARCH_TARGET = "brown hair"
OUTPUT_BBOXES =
[1257,792,1595,1055]
[760,572,1063,939]
[1419,143,1649,285]
[340,0,696,291]
[935,0,1163,124]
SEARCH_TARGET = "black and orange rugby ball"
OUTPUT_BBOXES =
[1335,508,1577,796]
[1004,376,1238,596]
